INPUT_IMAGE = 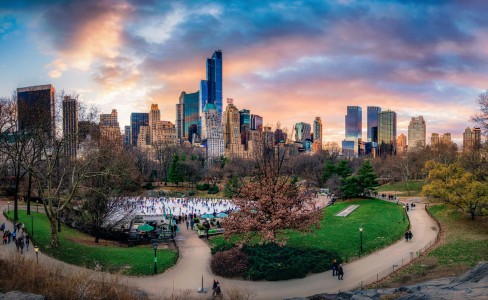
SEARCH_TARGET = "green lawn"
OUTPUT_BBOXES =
[372,204,488,288]
[6,210,178,276]
[212,199,408,261]
[377,180,425,196]
[427,205,488,267]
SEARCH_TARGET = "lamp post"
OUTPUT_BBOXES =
[403,205,406,222]
[359,227,363,257]
[34,246,39,264]
[153,242,158,274]
[30,216,34,237]
[36,200,39,213]
[7,201,9,214]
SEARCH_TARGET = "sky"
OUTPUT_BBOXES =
[0,0,487,145]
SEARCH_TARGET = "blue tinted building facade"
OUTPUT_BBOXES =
[367,106,381,143]
[201,50,223,117]
[251,114,263,131]
[345,106,362,140]
[130,113,149,146]
[183,91,200,143]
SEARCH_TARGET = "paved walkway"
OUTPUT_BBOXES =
[0,198,439,299]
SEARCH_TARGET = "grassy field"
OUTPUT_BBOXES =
[5,210,178,276]
[377,180,425,196]
[373,204,488,288]
[212,199,408,261]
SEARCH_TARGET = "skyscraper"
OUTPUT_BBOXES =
[345,106,362,140]
[239,109,251,146]
[17,84,56,139]
[177,91,200,143]
[463,127,481,151]
[367,106,381,143]
[149,104,161,145]
[199,50,223,118]
[313,117,323,144]
[431,133,440,145]
[408,116,426,148]
[62,96,78,158]
[100,109,122,146]
[223,101,246,158]
[201,102,224,162]
[123,126,130,146]
[206,50,223,116]
[294,122,311,142]
[251,114,263,132]
[377,110,397,156]
[397,133,407,154]
[130,113,149,146]
[342,106,362,157]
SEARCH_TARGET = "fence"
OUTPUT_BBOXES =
[341,204,442,292]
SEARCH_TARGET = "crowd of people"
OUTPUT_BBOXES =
[1,221,30,254]
[119,196,237,217]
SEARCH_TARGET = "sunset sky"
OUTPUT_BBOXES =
[1,0,486,144]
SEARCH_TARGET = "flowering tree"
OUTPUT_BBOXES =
[222,145,321,244]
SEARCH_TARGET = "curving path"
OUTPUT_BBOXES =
[0,198,438,299]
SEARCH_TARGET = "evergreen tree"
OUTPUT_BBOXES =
[322,161,336,182]
[340,176,362,199]
[357,160,380,194]
[336,160,353,178]
[167,154,182,184]
[224,173,241,198]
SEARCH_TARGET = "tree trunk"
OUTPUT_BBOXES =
[471,211,475,220]
[49,218,60,247]
[26,173,32,215]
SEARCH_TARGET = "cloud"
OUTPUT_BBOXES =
[7,0,487,142]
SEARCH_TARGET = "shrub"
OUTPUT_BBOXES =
[208,185,219,194]
[211,248,249,278]
[211,238,235,255]
[197,225,205,231]
[193,218,200,224]
[242,244,341,281]
[196,183,210,191]
[188,190,196,196]
[145,182,154,190]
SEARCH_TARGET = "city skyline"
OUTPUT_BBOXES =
[1,1,485,144]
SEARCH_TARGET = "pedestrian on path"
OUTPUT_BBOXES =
[186,220,189,230]
[405,230,409,242]
[331,259,338,276]
[25,234,30,251]
[337,264,344,280]
[408,230,413,241]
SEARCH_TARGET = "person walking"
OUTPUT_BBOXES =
[331,259,338,276]
[25,234,30,251]
[186,219,189,230]
[405,230,409,242]
[337,264,344,280]
[190,219,194,230]
[408,230,413,241]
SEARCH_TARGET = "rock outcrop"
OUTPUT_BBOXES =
[289,261,488,300]
[0,291,45,300]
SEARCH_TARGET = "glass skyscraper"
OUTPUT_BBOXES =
[130,113,149,146]
[367,106,381,143]
[200,50,223,117]
[17,84,56,139]
[378,110,397,156]
[251,114,263,132]
[345,106,362,140]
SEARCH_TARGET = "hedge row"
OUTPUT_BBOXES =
[211,244,342,281]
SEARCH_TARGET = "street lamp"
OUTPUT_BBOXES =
[153,242,158,274]
[403,205,406,222]
[36,200,39,213]
[7,201,9,214]
[359,227,364,257]
[34,246,39,264]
